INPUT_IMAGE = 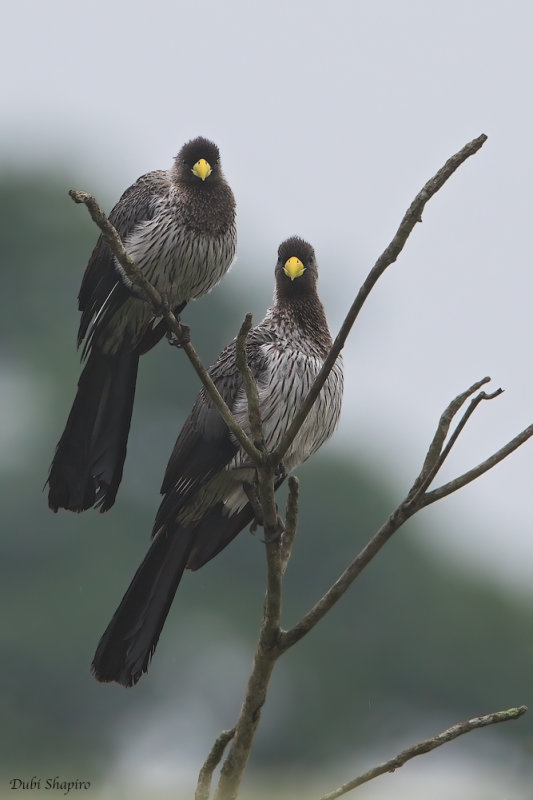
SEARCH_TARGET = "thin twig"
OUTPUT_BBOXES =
[429,389,503,481]
[270,134,488,467]
[280,476,299,575]
[196,729,236,800]
[318,706,527,800]
[235,313,265,452]
[407,377,493,501]
[68,189,262,466]
[423,421,533,505]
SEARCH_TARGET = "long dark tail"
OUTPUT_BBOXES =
[92,526,194,687]
[47,345,139,513]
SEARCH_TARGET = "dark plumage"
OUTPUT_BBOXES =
[48,137,236,513]
[92,237,344,687]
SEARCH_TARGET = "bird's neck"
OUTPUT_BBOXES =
[273,294,333,356]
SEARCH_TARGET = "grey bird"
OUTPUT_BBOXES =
[92,236,344,686]
[47,136,236,513]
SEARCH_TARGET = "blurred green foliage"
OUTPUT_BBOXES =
[0,172,531,788]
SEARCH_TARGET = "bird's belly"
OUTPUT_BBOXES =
[100,220,236,353]
[126,217,236,304]
[232,349,343,472]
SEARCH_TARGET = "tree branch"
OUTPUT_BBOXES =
[211,479,296,800]
[423,421,533,505]
[407,377,498,501]
[235,312,265,453]
[270,133,488,466]
[280,476,299,575]
[318,706,527,800]
[195,728,236,800]
[279,378,532,653]
[68,189,262,466]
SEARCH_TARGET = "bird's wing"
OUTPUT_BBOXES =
[77,169,171,348]
[153,328,274,531]
[185,472,287,570]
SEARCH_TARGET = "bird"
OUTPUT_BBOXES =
[92,236,344,687]
[47,136,236,514]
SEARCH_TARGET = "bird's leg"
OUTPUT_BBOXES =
[275,461,287,481]
[244,481,264,531]
[244,481,285,542]
[264,512,286,542]
[159,293,190,347]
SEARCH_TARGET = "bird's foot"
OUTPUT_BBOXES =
[244,482,285,541]
[263,514,285,542]
[275,462,287,481]
[166,321,190,348]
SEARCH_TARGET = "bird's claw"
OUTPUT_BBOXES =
[167,322,190,348]
[275,462,287,481]
[244,482,285,541]
[262,515,285,543]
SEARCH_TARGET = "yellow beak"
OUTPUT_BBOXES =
[284,256,305,281]
[192,158,212,181]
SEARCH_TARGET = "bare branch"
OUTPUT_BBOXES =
[235,313,265,452]
[280,476,299,575]
[195,728,236,800]
[318,706,527,800]
[423,421,533,506]
[213,624,278,800]
[279,379,532,652]
[68,189,262,466]
[407,377,493,501]
[211,477,297,800]
[270,134,488,467]
[428,387,503,481]
[278,494,412,652]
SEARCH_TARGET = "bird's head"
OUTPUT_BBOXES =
[275,236,318,298]
[174,136,221,184]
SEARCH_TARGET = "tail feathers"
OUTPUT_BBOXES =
[186,503,256,571]
[92,526,194,687]
[47,346,139,513]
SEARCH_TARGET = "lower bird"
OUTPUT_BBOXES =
[92,236,344,687]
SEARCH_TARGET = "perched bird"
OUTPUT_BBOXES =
[92,236,344,687]
[47,136,236,513]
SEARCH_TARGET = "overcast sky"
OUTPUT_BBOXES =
[4,1,533,591]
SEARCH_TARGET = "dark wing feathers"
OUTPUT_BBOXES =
[154,329,272,532]
[77,169,171,347]
[186,474,286,571]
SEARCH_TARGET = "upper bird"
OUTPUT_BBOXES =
[92,236,344,687]
[47,136,236,514]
